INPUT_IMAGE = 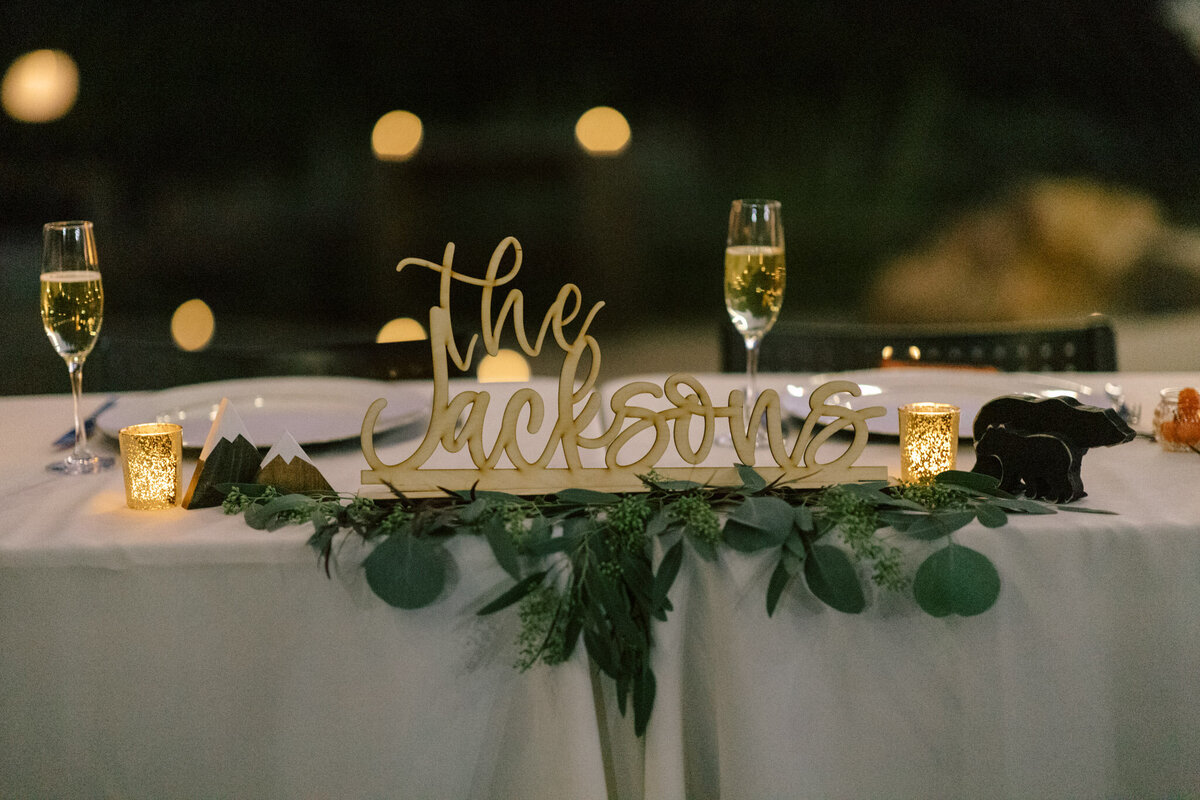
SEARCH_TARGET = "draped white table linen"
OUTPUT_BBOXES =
[2,372,1198,799]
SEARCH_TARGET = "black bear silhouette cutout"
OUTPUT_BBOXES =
[971,395,1135,502]
[973,395,1136,449]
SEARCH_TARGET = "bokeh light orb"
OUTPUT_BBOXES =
[574,106,631,156]
[477,348,531,383]
[171,299,215,352]
[2,49,79,123]
[376,317,427,343]
[372,110,423,161]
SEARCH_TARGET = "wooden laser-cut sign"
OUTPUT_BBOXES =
[360,237,887,495]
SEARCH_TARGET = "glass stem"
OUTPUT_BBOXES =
[743,335,761,423]
[67,357,88,460]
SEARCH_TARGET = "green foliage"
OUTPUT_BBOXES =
[913,543,1001,617]
[515,585,572,669]
[364,532,449,609]
[222,466,1104,737]
[804,544,867,613]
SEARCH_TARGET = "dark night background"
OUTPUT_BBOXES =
[4,0,1200,392]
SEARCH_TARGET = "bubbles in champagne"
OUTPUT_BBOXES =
[724,245,785,338]
[40,269,104,357]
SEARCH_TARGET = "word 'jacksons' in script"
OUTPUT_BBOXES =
[360,237,886,494]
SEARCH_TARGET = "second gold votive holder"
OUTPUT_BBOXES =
[119,423,183,509]
[898,403,960,483]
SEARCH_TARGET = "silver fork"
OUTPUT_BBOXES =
[52,396,118,449]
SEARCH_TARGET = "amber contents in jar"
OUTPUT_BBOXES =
[1155,387,1200,451]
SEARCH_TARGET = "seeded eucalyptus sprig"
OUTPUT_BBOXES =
[219,467,1109,736]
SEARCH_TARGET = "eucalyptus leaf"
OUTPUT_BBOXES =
[649,477,704,492]
[456,497,493,524]
[363,534,449,609]
[902,510,977,540]
[974,502,1008,528]
[560,607,583,661]
[482,516,521,581]
[723,496,794,552]
[813,515,837,538]
[477,570,549,615]
[803,544,866,613]
[781,548,804,576]
[1054,504,1116,514]
[584,627,621,679]
[620,554,655,608]
[471,489,528,504]
[588,575,641,646]
[782,529,806,561]
[766,557,792,617]
[615,673,630,716]
[652,539,684,612]
[556,488,622,505]
[645,508,670,537]
[417,512,458,539]
[837,481,891,504]
[877,510,919,531]
[792,504,814,532]
[912,543,1000,617]
[527,515,552,548]
[687,533,719,562]
[561,515,599,538]
[244,494,315,530]
[735,463,767,492]
[526,534,580,556]
[307,521,339,568]
[935,469,1010,496]
[874,496,927,511]
[632,665,657,736]
[988,497,1057,515]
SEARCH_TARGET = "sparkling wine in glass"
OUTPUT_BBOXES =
[41,220,114,474]
[724,199,785,442]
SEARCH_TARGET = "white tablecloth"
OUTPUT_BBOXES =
[3,372,1199,798]
[1,379,610,800]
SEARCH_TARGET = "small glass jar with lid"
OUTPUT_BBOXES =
[1153,388,1200,452]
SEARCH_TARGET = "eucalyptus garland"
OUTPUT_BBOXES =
[221,467,1109,736]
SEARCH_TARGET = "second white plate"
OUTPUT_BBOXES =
[783,368,1096,438]
[97,376,429,449]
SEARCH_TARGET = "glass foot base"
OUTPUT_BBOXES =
[47,453,115,475]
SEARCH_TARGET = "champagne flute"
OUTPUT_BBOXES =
[40,220,114,474]
[724,199,785,444]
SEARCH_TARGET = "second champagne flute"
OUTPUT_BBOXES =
[724,199,785,444]
[40,220,114,474]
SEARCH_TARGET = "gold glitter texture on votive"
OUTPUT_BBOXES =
[898,403,959,483]
[119,423,182,509]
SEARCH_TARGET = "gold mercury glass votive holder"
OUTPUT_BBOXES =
[898,403,960,483]
[119,423,183,509]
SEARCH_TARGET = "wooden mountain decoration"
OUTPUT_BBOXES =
[971,395,1135,503]
[256,431,332,494]
[182,399,262,509]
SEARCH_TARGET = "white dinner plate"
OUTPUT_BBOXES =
[782,368,1097,438]
[97,376,429,449]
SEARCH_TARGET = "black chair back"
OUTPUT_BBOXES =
[721,315,1118,373]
